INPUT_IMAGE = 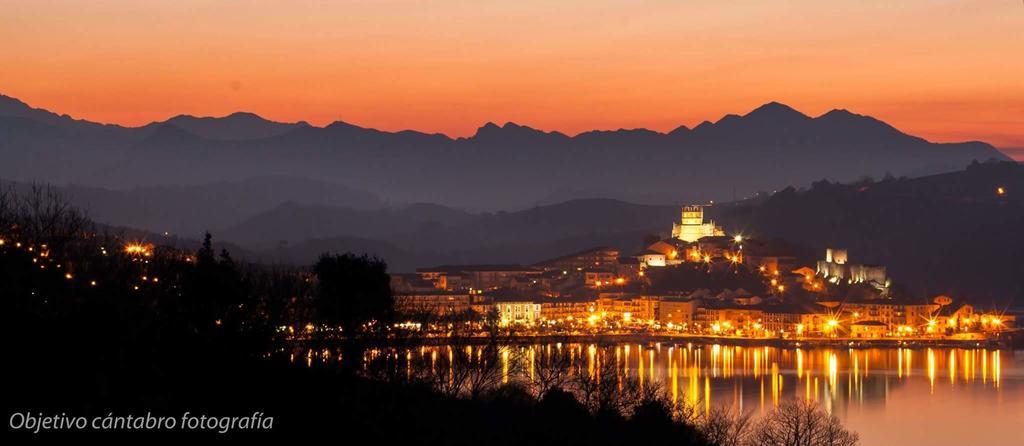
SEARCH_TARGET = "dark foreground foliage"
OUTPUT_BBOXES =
[0,185,708,444]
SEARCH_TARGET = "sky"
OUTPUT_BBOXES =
[1,0,1022,158]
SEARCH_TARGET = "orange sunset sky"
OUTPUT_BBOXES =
[2,0,1022,158]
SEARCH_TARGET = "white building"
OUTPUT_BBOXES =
[495,301,542,325]
[636,250,667,267]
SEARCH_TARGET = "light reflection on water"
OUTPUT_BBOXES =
[303,343,1023,445]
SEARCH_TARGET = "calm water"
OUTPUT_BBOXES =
[368,343,1024,446]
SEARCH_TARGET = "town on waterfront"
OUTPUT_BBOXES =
[380,205,1015,344]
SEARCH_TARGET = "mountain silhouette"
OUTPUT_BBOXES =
[0,93,1011,210]
[160,112,309,140]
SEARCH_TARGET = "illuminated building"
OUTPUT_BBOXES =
[597,295,659,322]
[850,320,887,338]
[671,205,724,243]
[538,297,596,322]
[635,249,667,268]
[494,299,542,326]
[583,269,617,288]
[657,298,700,326]
[697,303,764,334]
[643,239,688,265]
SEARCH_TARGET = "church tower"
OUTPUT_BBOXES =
[672,205,724,242]
[680,205,704,226]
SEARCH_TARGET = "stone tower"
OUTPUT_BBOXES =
[672,205,725,242]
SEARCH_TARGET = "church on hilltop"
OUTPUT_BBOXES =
[671,205,724,243]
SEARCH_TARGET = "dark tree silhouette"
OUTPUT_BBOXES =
[312,252,393,334]
[173,231,248,338]
[750,399,859,446]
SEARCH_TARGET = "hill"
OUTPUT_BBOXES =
[716,161,1024,305]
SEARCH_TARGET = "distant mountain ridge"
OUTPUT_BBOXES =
[0,93,1010,210]
[162,112,309,140]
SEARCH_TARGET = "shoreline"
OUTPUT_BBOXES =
[290,331,1020,349]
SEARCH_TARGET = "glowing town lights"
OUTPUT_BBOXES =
[0,239,4,246]
[997,186,1006,195]
[614,277,625,285]
[796,324,805,335]
[827,319,839,328]
[992,318,1002,326]
[777,285,785,292]
[759,266,766,272]
[90,280,97,287]
[669,250,678,259]
[623,312,632,323]
[124,243,153,257]
[64,273,72,280]
[703,255,711,263]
